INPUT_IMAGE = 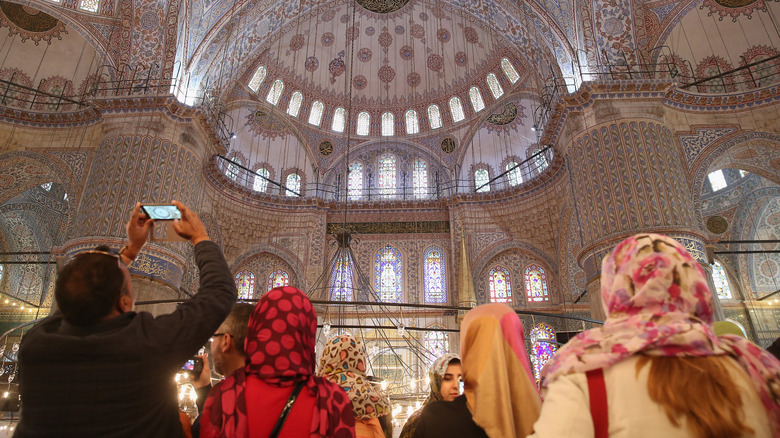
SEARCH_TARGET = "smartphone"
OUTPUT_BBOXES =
[459,380,464,394]
[141,204,181,220]
[182,357,203,376]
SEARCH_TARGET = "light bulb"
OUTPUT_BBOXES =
[2,392,7,398]
[380,380,388,390]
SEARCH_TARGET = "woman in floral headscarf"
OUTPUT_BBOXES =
[530,234,780,438]
[201,286,355,437]
[399,353,462,438]
[317,335,391,438]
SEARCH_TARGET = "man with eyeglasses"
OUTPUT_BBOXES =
[15,201,237,437]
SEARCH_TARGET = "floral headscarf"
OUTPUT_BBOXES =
[399,353,460,438]
[202,286,355,437]
[317,335,391,420]
[541,234,780,433]
[460,303,541,438]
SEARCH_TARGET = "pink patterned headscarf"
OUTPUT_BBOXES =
[541,234,780,432]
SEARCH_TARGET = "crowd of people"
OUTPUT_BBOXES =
[13,204,780,437]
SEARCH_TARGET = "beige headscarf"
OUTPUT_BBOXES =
[460,303,541,438]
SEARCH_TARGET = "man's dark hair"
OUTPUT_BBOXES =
[55,246,126,327]
[222,303,254,356]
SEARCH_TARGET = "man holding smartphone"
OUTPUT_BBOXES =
[15,201,237,437]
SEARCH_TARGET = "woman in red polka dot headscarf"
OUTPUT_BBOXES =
[201,286,356,437]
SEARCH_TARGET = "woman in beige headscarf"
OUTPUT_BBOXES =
[413,303,541,438]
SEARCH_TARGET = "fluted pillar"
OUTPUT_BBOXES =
[566,118,709,319]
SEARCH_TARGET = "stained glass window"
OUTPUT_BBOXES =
[487,73,504,99]
[711,261,733,299]
[506,162,522,186]
[287,91,303,117]
[226,157,241,181]
[266,79,284,105]
[501,58,520,84]
[332,107,346,132]
[405,110,419,134]
[449,97,465,123]
[235,271,255,300]
[530,323,557,381]
[423,329,449,365]
[348,161,363,201]
[708,170,727,191]
[475,168,490,193]
[253,167,270,192]
[381,112,395,136]
[428,105,442,129]
[79,0,99,13]
[330,253,354,301]
[469,87,485,112]
[357,111,370,136]
[378,154,397,199]
[309,101,324,126]
[488,266,511,303]
[525,265,549,303]
[424,247,446,303]
[40,182,52,191]
[248,66,267,92]
[413,159,428,199]
[286,173,301,196]
[375,245,402,302]
[267,269,290,292]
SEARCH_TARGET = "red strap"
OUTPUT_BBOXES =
[586,369,609,438]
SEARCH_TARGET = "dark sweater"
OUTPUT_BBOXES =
[412,395,489,438]
[14,241,237,438]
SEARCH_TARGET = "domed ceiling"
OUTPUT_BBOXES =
[246,0,530,108]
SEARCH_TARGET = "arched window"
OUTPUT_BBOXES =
[487,73,504,99]
[405,110,419,134]
[266,79,284,105]
[501,58,520,84]
[235,271,255,300]
[332,107,346,132]
[285,173,301,196]
[525,264,549,302]
[428,105,442,129]
[489,266,512,303]
[381,112,395,136]
[287,91,303,117]
[248,66,267,92]
[708,170,727,192]
[506,162,522,186]
[378,154,397,198]
[253,167,270,192]
[711,261,733,299]
[423,328,449,365]
[330,253,354,301]
[475,168,490,193]
[308,101,324,126]
[357,111,370,136]
[375,245,402,302]
[413,159,428,199]
[469,87,485,112]
[348,161,363,201]
[79,0,99,13]
[267,269,290,292]
[449,97,465,122]
[226,157,241,181]
[530,323,557,381]
[424,246,446,303]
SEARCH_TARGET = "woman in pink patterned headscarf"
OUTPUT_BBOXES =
[529,234,780,438]
[201,286,355,437]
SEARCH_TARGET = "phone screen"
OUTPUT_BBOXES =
[182,359,195,371]
[142,205,181,220]
[459,380,464,394]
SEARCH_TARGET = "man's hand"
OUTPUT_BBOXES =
[123,203,154,263]
[171,200,210,245]
[190,352,211,389]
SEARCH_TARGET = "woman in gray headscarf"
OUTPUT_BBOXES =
[399,353,462,438]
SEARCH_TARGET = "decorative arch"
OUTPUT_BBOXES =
[0,151,79,206]
[231,243,306,292]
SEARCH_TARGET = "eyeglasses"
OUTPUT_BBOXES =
[80,250,127,267]
[210,333,228,343]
